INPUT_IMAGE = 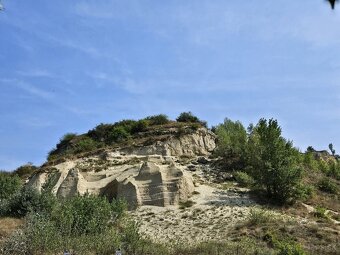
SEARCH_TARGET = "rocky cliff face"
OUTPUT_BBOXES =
[27,128,216,209]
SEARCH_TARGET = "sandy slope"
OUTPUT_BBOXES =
[130,182,258,243]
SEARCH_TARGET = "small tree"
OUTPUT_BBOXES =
[306,146,315,153]
[247,118,302,204]
[329,143,336,156]
[214,118,247,170]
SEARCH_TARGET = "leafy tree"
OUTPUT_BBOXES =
[247,118,302,204]
[214,118,247,170]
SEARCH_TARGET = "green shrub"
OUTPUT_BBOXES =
[247,208,276,225]
[276,241,306,255]
[87,123,115,142]
[263,232,306,255]
[295,184,314,201]
[313,206,328,219]
[2,194,133,255]
[176,111,200,123]
[318,160,330,174]
[327,161,340,180]
[53,194,113,236]
[0,172,22,199]
[234,171,255,187]
[108,126,131,143]
[176,112,207,127]
[131,119,149,133]
[302,152,318,170]
[74,136,99,153]
[61,133,77,142]
[145,114,170,125]
[111,198,128,220]
[2,187,41,217]
[13,164,38,179]
[318,177,338,194]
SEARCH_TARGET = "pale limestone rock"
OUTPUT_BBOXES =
[27,128,214,209]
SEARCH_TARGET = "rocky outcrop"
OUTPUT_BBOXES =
[27,128,215,209]
[122,128,216,157]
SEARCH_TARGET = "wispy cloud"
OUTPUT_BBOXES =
[0,79,54,100]
[16,81,54,100]
[17,69,54,78]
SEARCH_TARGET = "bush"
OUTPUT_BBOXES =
[247,208,276,225]
[0,172,22,200]
[88,123,115,142]
[74,136,99,153]
[131,119,149,133]
[313,206,328,219]
[52,194,113,236]
[276,241,306,255]
[247,119,302,204]
[108,126,131,143]
[234,171,255,187]
[318,178,338,194]
[13,164,38,179]
[176,111,206,126]
[327,161,340,180]
[295,184,314,201]
[214,119,247,170]
[2,187,42,217]
[1,194,135,255]
[145,114,170,125]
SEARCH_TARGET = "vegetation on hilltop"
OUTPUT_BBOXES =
[47,113,206,162]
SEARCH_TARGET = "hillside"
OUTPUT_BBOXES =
[1,114,340,254]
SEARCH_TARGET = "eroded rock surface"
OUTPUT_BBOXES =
[27,128,213,208]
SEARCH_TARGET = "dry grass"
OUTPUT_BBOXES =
[0,217,24,242]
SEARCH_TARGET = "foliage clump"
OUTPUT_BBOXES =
[176,112,207,127]
[0,172,22,200]
[318,177,338,194]
[214,118,247,170]
[144,114,170,125]
[247,119,302,204]
[214,118,303,204]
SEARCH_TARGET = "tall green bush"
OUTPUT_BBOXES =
[0,172,22,200]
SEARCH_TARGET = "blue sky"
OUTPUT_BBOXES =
[0,1,340,170]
